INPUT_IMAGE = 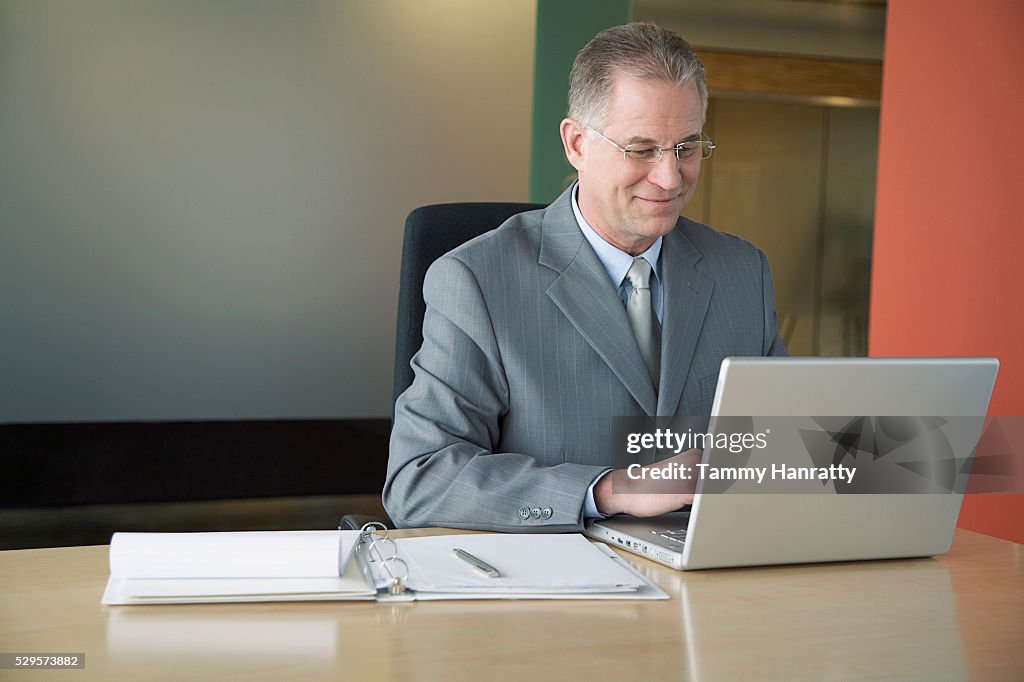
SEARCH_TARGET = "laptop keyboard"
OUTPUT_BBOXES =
[652,528,687,544]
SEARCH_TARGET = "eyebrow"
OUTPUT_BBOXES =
[624,132,702,146]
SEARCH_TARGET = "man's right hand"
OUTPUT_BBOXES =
[593,448,701,517]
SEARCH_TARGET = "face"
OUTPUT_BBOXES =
[561,74,705,255]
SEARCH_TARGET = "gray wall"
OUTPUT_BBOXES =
[0,0,536,421]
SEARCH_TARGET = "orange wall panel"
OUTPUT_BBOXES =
[870,0,1024,543]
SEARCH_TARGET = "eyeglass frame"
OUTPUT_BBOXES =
[583,124,716,162]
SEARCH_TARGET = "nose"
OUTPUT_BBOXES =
[646,150,684,191]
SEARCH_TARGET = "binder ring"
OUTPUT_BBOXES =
[359,521,389,540]
[369,535,398,562]
[357,522,409,594]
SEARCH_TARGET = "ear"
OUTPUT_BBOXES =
[559,118,587,172]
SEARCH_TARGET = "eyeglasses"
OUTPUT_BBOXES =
[585,125,716,162]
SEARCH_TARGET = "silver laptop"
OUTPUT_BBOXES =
[585,357,999,570]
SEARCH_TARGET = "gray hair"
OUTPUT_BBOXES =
[567,22,708,128]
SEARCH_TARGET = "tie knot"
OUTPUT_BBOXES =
[626,257,653,290]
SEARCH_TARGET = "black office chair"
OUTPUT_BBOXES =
[392,202,546,408]
[340,201,545,531]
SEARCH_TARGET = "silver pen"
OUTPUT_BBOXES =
[453,547,501,578]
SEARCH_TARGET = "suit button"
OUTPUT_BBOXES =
[530,507,542,519]
[518,506,531,520]
[541,507,553,519]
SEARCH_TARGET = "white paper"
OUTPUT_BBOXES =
[386,533,645,593]
[108,530,358,579]
[102,537,375,605]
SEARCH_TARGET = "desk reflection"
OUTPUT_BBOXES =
[106,609,341,660]
[666,557,966,680]
[103,594,685,679]
[381,599,685,680]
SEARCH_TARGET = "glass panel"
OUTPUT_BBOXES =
[820,107,879,356]
[684,97,878,357]
[696,98,826,356]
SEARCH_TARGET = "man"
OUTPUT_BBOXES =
[384,23,786,531]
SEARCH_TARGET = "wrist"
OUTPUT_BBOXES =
[593,471,621,516]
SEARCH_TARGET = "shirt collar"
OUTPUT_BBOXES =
[570,181,662,288]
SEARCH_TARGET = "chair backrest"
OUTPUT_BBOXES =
[393,202,545,411]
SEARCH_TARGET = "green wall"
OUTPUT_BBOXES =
[529,0,632,203]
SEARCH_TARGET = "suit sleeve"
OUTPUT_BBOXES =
[383,255,607,532]
[759,249,788,357]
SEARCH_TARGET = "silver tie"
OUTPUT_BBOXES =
[625,257,661,390]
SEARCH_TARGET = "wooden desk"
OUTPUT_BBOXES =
[1,528,1021,681]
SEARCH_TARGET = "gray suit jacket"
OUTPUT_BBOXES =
[385,186,786,532]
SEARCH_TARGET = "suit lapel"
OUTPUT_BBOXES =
[539,189,658,415]
[657,226,713,417]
